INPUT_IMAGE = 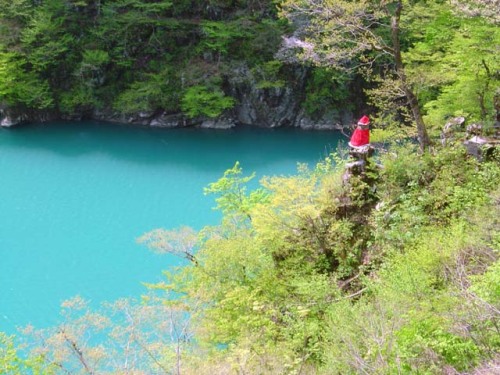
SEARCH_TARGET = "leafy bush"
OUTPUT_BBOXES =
[0,333,51,374]
[59,84,100,114]
[419,19,499,128]
[0,52,53,109]
[251,60,285,89]
[181,85,235,118]
[114,70,181,114]
[199,20,248,58]
[303,68,352,118]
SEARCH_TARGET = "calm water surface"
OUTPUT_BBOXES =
[0,121,343,333]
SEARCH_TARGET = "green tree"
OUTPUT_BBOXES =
[399,2,499,128]
[0,52,53,109]
[199,20,248,63]
[181,85,235,118]
[203,161,268,219]
[421,19,499,126]
[114,67,180,114]
[0,333,53,374]
[279,0,431,151]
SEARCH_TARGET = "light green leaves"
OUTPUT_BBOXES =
[203,161,268,218]
[0,52,53,108]
[181,85,235,118]
[114,68,180,114]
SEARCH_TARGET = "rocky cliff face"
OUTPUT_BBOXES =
[226,63,306,128]
[225,63,353,130]
[1,64,353,130]
[0,107,57,127]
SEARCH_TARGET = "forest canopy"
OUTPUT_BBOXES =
[0,0,498,133]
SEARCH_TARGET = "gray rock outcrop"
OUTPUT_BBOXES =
[1,63,354,130]
[1,115,21,127]
[226,63,306,128]
[199,116,236,129]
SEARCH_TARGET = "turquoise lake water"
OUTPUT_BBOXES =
[0,121,343,334]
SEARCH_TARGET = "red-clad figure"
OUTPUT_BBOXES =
[349,115,370,148]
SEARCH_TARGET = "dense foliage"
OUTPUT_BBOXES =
[0,0,292,119]
[0,0,498,130]
[279,0,498,142]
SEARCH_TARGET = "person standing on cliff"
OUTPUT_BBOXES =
[348,115,371,149]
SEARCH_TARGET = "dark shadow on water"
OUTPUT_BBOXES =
[0,121,344,172]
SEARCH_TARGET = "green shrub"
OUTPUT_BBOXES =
[59,84,99,114]
[303,68,352,118]
[181,85,235,118]
[252,60,285,89]
[0,52,53,109]
[114,69,180,114]
[396,318,481,372]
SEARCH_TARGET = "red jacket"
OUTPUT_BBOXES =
[349,128,370,147]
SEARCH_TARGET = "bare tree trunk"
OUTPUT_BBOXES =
[404,85,431,152]
[391,1,431,152]
[478,59,492,121]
